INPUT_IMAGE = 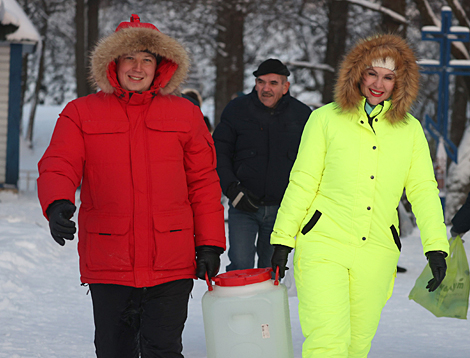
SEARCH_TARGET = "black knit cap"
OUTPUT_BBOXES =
[253,58,290,77]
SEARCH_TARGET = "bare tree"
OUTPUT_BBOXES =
[76,0,100,98]
[322,0,349,104]
[75,0,87,98]
[86,0,100,94]
[213,0,246,126]
[380,0,407,35]
[25,1,50,147]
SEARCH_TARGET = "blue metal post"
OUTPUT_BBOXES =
[420,7,470,163]
[5,43,23,188]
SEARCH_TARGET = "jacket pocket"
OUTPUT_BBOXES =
[390,225,401,251]
[234,149,257,161]
[153,210,195,270]
[145,119,190,162]
[85,215,132,271]
[82,121,130,166]
[301,210,322,235]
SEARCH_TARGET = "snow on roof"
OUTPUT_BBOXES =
[1,0,39,43]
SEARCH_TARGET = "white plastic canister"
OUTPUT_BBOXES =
[202,268,294,358]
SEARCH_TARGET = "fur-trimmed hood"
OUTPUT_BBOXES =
[334,34,420,123]
[90,26,189,96]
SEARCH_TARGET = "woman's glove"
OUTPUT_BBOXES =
[271,244,293,279]
[425,251,447,292]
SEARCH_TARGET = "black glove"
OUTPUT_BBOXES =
[426,251,447,292]
[46,200,77,246]
[271,244,292,279]
[196,245,224,280]
[226,182,259,213]
[450,228,461,238]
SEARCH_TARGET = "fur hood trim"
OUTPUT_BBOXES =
[90,27,189,95]
[334,34,420,123]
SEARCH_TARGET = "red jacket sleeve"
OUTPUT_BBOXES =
[37,102,85,218]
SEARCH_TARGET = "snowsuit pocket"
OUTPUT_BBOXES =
[85,215,132,271]
[390,225,401,251]
[301,210,322,235]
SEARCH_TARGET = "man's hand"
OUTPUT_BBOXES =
[426,251,447,292]
[226,182,259,213]
[46,200,77,246]
[271,244,293,279]
[196,246,224,280]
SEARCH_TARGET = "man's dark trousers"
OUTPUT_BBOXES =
[89,279,194,358]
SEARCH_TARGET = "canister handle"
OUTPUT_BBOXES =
[274,266,280,286]
[205,272,213,291]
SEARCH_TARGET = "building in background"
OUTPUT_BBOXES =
[0,0,39,189]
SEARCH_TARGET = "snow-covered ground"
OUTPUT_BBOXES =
[1,105,469,357]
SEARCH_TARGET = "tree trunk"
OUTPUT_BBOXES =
[20,54,28,135]
[86,0,100,94]
[213,0,245,127]
[380,0,407,35]
[26,32,47,147]
[75,0,87,98]
[19,0,31,135]
[322,0,348,104]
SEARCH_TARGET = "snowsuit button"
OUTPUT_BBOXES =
[372,146,377,150]
[362,237,366,241]
[370,175,374,179]
[367,206,371,210]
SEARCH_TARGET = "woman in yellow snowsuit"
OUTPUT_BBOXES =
[271,34,449,357]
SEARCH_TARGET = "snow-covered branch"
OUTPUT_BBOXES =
[446,0,470,29]
[345,0,408,24]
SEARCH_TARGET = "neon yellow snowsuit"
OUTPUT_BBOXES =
[271,99,449,357]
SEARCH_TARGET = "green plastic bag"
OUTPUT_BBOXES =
[408,236,470,319]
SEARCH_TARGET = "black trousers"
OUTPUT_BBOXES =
[89,279,194,358]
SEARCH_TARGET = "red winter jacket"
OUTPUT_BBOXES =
[37,24,226,287]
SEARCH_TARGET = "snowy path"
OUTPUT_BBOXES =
[1,190,470,357]
[1,105,469,357]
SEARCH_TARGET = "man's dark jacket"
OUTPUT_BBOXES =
[452,191,470,234]
[213,88,311,206]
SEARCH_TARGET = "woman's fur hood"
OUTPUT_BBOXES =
[90,26,189,96]
[334,34,420,123]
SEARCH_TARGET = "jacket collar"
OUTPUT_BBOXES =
[360,97,392,117]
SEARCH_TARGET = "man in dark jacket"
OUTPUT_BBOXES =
[213,58,311,271]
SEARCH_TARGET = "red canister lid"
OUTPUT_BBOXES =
[213,268,273,287]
